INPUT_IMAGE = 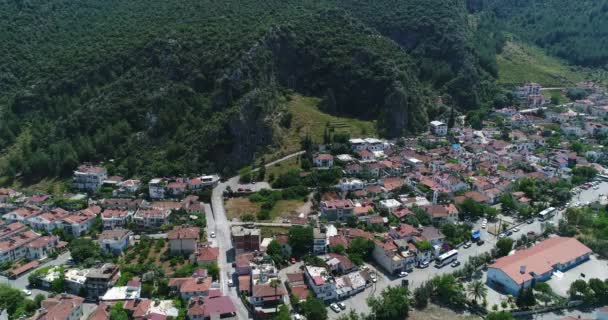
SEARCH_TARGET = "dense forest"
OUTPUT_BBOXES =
[0,0,501,182]
[1,0,605,183]
[473,0,608,67]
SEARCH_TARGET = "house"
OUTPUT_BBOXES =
[389,224,419,242]
[379,199,401,213]
[285,272,310,303]
[149,178,167,199]
[101,281,142,302]
[303,265,337,302]
[358,149,374,162]
[113,179,141,197]
[349,138,367,151]
[231,226,261,254]
[30,294,84,320]
[487,237,591,295]
[187,295,237,320]
[325,253,357,274]
[419,226,445,247]
[169,276,213,300]
[187,175,220,190]
[62,206,100,236]
[124,299,179,320]
[421,204,458,224]
[26,236,61,260]
[85,263,120,300]
[3,206,42,224]
[27,208,70,232]
[195,245,219,266]
[0,223,55,263]
[168,226,200,255]
[101,209,132,229]
[314,154,334,168]
[313,227,327,254]
[372,239,408,275]
[73,164,108,191]
[338,179,365,192]
[98,229,132,255]
[320,199,354,222]
[430,121,448,136]
[133,209,171,228]
[250,284,286,318]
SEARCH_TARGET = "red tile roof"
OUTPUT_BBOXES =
[490,237,591,285]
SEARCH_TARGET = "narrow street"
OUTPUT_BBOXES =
[208,150,305,319]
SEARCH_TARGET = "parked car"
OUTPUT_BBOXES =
[498,233,506,238]
[512,227,519,232]
[527,231,536,236]
[370,274,377,283]
[506,231,513,236]
[481,223,487,229]
[477,240,485,246]
[527,219,534,224]
[330,303,341,313]
[210,232,216,238]
[227,279,234,287]
[463,242,472,249]
[22,289,31,296]
[337,302,346,310]
[291,257,296,264]
[419,261,430,268]
[399,271,408,277]
[294,314,305,320]
[451,261,461,268]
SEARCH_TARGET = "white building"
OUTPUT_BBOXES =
[73,164,107,191]
[303,265,337,302]
[429,121,448,136]
[98,228,132,255]
[379,199,401,212]
[149,178,167,199]
[338,178,365,192]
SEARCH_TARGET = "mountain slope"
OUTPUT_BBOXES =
[476,0,608,67]
[0,0,495,183]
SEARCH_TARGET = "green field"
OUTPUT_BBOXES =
[497,40,584,87]
[271,94,377,157]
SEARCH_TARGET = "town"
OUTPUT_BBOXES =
[3,81,608,320]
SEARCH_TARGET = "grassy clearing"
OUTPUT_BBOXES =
[269,199,305,219]
[13,178,69,195]
[409,304,482,320]
[497,40,584,87]
[225,197,303,221]
[260,226,290,238]
[270,94,377,157]
[225,197,261,220]
[266,156,300,182]
[542,89,570,105]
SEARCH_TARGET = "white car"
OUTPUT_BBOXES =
[227,279,234,287]
[22,289,31,296]
[337,302,346,310]
[330,303,341,313]
[498,233,506,238]
[482,218,488,223]
[399,271,408,277]
[294,314,305,320]
[210,232,216,238]
[512,227,520,232]
[481,223,487,229]
[370,274,377,283]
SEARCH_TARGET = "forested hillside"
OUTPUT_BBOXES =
[473,0,608,67]
[0,0,510,183]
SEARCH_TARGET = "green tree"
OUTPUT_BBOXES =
[367,286,410,320]
[288,226,313,257]
[275,304,291,320]
[516,287,536,309]
[301,296,327,320]
[346,237,374,265]
[0,284,26,317]
[413,284,430,309]
[202,262,220,281]
[69,238,102,264]
[496,238,514,257]
[486,311,515,320]
[467,280,487,304]
[110,302,129,320]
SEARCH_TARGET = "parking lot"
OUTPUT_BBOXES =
[547,255,608,297]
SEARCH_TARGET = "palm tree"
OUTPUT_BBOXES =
[270,278,282,313]
[467,280,488,304]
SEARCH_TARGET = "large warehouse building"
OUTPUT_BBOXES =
[487,236,592,295]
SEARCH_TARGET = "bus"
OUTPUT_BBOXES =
[435,249,458,268]
[538,207,556,221]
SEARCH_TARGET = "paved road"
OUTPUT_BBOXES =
[1,251,71,297]
[230,222,293,227]
[209,151,306,319]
